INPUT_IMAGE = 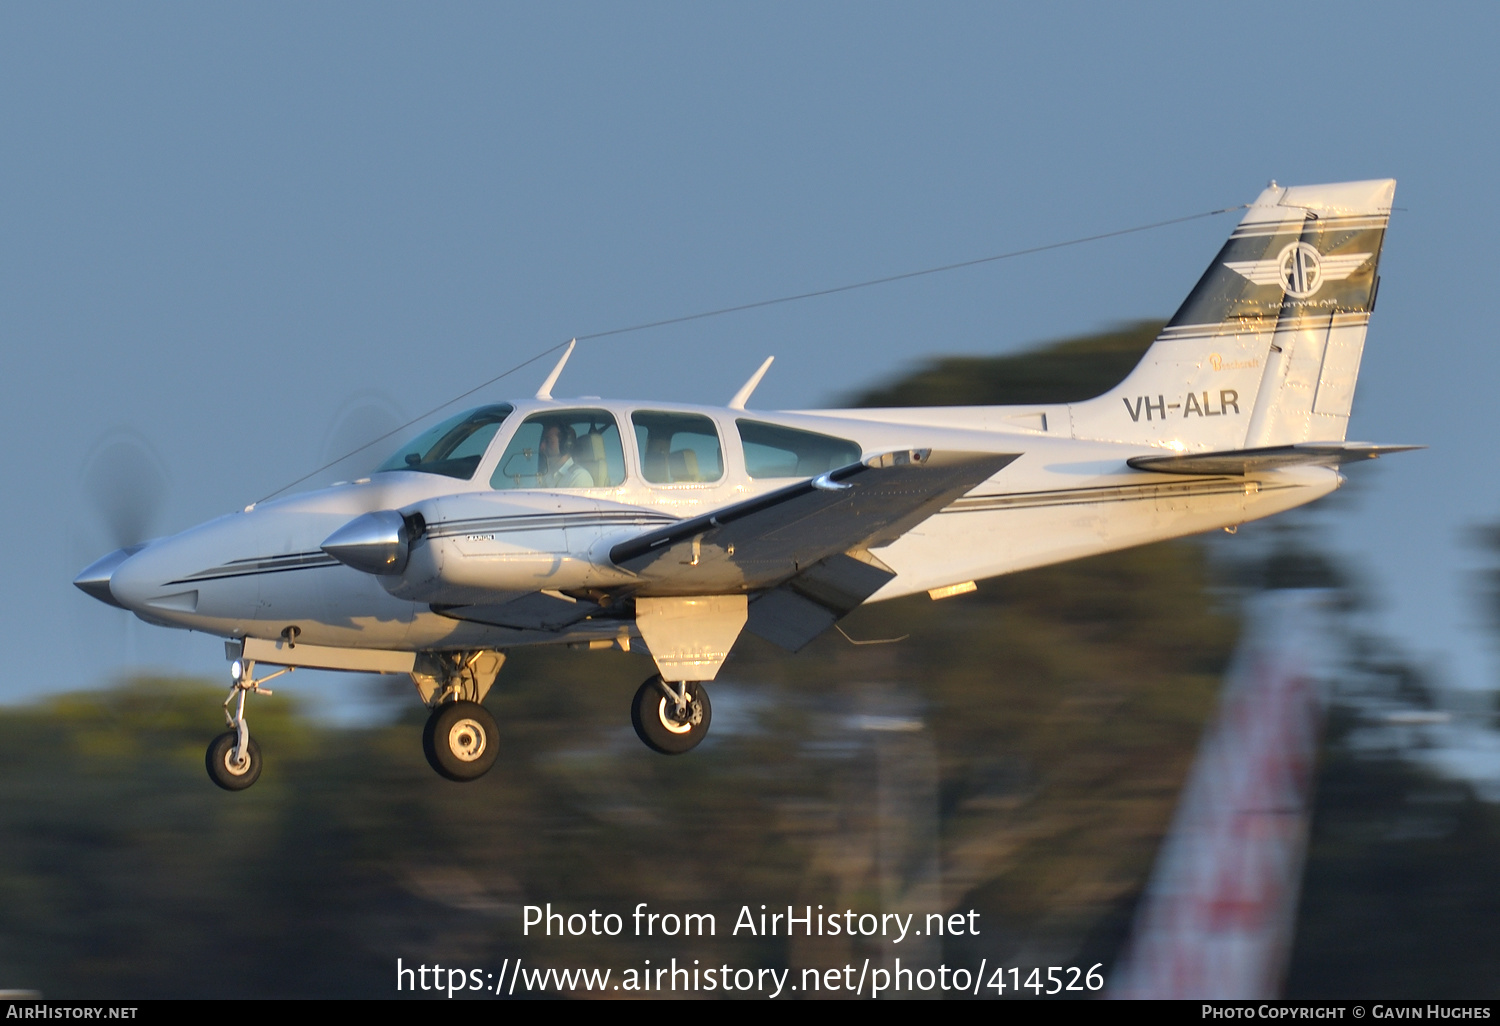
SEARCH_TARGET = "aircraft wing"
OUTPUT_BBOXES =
[609,448,1016,650]
[1127,441,1422,477]
[610,448,1018,590]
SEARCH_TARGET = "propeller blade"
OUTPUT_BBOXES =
[320,391,406,482]
[81,430,170,550]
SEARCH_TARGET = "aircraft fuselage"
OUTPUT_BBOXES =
[102,398,1335,653]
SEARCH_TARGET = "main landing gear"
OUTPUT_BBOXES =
[411,650,506,783]
[202,647,715,787]
[206,658,291,791]
[422,700,499,781]
[631,675,712,755]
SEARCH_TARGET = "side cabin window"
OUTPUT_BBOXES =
[736,419,861,478]
[490,409,625,490]
[632,412,723,484]
[376,404,513,480]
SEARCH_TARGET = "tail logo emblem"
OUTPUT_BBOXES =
[1224,243,1372,299]
[1277,242,1323,298]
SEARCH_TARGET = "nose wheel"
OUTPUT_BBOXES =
[206,731,262,790]
[422,700,500,781]
[631,676,712,754]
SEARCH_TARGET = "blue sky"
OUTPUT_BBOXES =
[3,3,1496,706]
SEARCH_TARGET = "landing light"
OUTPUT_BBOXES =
[230,659,244,684]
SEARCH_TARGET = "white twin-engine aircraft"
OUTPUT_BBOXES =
[76,179,1417,790]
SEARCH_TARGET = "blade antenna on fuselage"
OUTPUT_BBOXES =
[727,356,775,410]
[535,339,576,400]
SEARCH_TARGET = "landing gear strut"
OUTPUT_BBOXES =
[206,658,290,791]
[631,675,712,755]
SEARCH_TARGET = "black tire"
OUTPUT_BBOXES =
[206,731,262,791]
[631,676,711,755]
[422,700,499,782]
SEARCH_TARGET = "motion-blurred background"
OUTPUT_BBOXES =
[3,3,1498,998]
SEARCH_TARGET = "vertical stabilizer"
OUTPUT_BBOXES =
[1069,180,1394,451]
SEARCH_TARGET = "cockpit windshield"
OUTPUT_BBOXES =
[375,404,513,480]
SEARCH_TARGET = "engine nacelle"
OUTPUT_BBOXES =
[323,492,657,605]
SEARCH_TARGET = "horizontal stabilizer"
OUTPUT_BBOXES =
[1128,441,1423,477]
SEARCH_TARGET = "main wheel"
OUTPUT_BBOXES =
[631,676,711,755]
[422,700,500,782]
[206,731,262,791]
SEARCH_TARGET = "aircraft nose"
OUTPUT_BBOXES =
[73,546,146,609]
[105,540,201,617]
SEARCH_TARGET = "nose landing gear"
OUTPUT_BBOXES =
[206,658,290,791]
[631,675,712,754]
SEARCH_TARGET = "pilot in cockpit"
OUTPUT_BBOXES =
[539,423,595,489]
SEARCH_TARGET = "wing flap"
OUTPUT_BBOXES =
[746,588,838,652]
[745,552,897,651]
[1127,441,1422,476]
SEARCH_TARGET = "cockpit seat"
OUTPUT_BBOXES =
[669,449,700,483]
[575,431,608,486]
